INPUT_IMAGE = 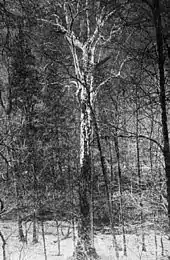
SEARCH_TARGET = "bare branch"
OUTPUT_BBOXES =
[94,56,129,96]
[118,134,163,151]
[100,26,121,45]
[103,9,117,23]
[85,0,90,38]
[38,18,67,33]
[87,7,105,48]
[100,118,163,152]
[0,151,9,166]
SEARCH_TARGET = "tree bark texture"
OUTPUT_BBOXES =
[75,86,99,259]
[66,21,100,259]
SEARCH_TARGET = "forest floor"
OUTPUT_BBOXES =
[0,220,170,260]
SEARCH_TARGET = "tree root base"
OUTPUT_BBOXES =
[68,243,101,260]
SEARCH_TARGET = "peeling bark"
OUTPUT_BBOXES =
[75,86,99,259]
[47,2,123,258]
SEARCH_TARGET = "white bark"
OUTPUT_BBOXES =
[40,2,127,258]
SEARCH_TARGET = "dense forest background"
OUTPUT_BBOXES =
[0,0,169,259]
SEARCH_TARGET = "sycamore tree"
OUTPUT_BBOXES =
[38,0,130,258]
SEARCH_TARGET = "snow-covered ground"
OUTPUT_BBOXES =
[0,220,169,260]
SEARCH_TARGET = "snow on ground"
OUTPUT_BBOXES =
[0,220,170,260]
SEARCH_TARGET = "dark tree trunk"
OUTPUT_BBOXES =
[114,134,127,256]
[136,111,146,252]
[0,202,6,260]
[13,165,26,242]
[0,231,6,260]
[18,215,25,242]
[89,103,119,259]
[32,210,38,244]
[153,0,170,228]
[41,221,47,260]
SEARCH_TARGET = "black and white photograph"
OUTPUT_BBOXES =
[0,0,170,259]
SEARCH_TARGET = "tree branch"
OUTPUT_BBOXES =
[118,134,163,151]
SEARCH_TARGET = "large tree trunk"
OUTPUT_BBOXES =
[75,87,99,260]
[58,3,123,257]
[153,0,170,229]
